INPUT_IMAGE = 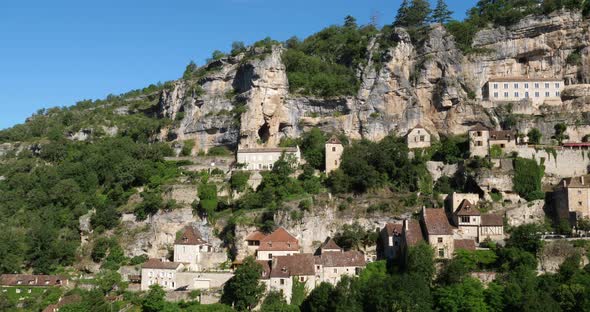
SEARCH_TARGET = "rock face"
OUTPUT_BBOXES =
[155,10,590,149]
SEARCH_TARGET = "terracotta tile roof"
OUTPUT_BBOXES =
[403,219,424,246]
[0,274,67,287]
[316,251,365,267]
[257,260,271,280]
[488,77,562,82]
[563,143,590,148]
[561,175,590,188]
[455,200,481,216]
[175,226,207,245]
[270,254,315,278]
[245,231,267,241]
[384,223,403,236]
[238,147,298,154]
[481,214,504,226]
[258,228,299,252]
[454,239,476,251]
[141,259,183,270]
[489,130,516,141]
[320,237,341,251]
[423,208,454,236]
[326,135,342,145]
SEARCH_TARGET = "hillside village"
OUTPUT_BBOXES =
[5,0,590,311]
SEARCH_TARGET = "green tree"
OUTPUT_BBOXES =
[230,171,251,193]
[142,284,178,312]
[405,242,435,282]
[513,157,545,201]
[221,257,265,311]
[394,0,411,27]
[301,282,334,312]
[527,128,542,145]
[300,128,327,170]
[231,41,246,55]
[435,278,488,311]
[507,224,543,254]
[198,182,218,219]
[430,0,453,23]
[260,291,299,312]
[344,15,358,28]
[553,123,569,144]
[405,0,432,27]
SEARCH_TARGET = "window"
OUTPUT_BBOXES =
[514,83,519,88]
[300,276,305,282]
[493,83,498,89]
[16,281,22,285]
[461,216,470,223]
[316,265,320,270]
[159,272,164,278]
[545,83,550,88]
[477,131,482,137]
[164,281,168,286]
[514,92,519,98]
[579,201,583,206]
[555,83,560,88]
[334,269,338,273]
[16,289,20,294]
[500,144,505,148]
[438,249,445,257]
[332,147,336,152]
[476,141,483,146]
[494,92,498,98]
[535,92,540,97]
[524,92,529,98]
[504,83,508,89]
[420,135,425,142]
[437,237,443,243]
[504,92,509,98]
[545,92,550,97]
[149,272,153,277]
[556,91,560,96]
[334,160,338,165]
[525,83,529,88]
[535,83,539,88]
[280,279,285,285]
[472,217,477,222]
[172,282,175,288]
[578,190,582,195]
[268,253,272,260]
[168,272,172,278]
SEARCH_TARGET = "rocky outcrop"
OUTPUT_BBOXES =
[154,10,590,150]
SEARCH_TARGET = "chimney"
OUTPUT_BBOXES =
[563,180,567,187]
[421,206,426,219]
[582,176,585,185]
[404,219,409,231]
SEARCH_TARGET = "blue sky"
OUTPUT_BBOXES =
[0,0,476,130]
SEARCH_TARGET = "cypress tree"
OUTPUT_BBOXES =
[393,0,411,27]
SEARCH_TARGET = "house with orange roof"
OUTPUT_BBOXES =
[173,226,211,270]
[256,228,300,260]
[421,208,456,259]
[140,259,185,291]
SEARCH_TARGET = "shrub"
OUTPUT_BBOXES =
[513,157,545,201]
[490,145,503,158]
[181,140,195,156]
[230,171,251,193]
[207,146,231,156]
[527,128,542,145]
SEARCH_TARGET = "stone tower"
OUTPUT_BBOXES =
[325,135,343,173]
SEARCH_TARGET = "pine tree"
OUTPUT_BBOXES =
[393,0,410,27]
[431,0,453,24]
[344,15,357,28]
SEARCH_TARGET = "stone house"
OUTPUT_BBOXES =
[325,136,343,173]
[452,200,505,243]
[259,239,365,303]
[554,175,590,224]
[406,124,431,149]
[237,146,301,171]
[448,192,480,212]
[174,226,211,271]
[483,77,563,105]
[380,223,403,260]
[141,259,185,291]
[421,208,456,259]
[468,125,517,157]
[1,274,68,301]
[246,228,300,260]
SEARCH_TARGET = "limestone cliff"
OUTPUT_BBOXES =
[158,10,590,149]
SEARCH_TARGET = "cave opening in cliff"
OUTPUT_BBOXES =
[258,122,271,143]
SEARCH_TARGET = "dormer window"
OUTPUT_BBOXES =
[287,243,291,248]
[281,267,287,273]
[17,280,22,285]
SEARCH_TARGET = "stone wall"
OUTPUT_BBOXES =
[505,200,547,227]
[512,146,590,177]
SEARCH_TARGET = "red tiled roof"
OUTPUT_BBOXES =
[481,214,504,226]
[403,219,424,246]
[270,254,315,278]
[320,237,341,251]
[454,239,476,251]
[326,135,342,145]
[141,259,183,270]
[469,124,489,132]
[246,231,267,241]
[316,251,365,267]
[384,223,403,236]
[258,228,299,252]
[42,295,81,312]
[455,200,481,216]
[563,143,590,147]
[175,226,207,245]
[0,274,67,287]
[423,208,454,236]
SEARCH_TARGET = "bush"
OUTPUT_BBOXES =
[230,171,251,193]
[513,157,545,201]
[207,146,231,156]
[181,140,195,156]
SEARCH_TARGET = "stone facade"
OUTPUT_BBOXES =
[555,175,590,224]
[141,259,185,291]
[237,146,301,171]
[468,126,517,157]
[448,192,481,213]
[406,125,431,149]
[380,223,403,259]
[484,77,563,105]
[325,136,343,174]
